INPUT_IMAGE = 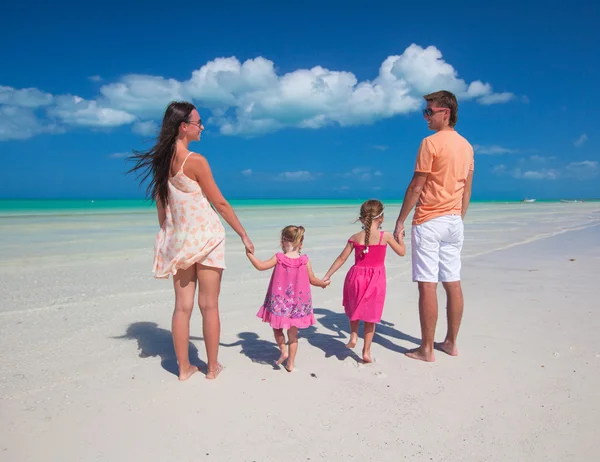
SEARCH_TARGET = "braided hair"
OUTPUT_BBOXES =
[359,200,384,256]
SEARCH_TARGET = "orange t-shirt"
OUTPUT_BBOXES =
[412,130,474,225]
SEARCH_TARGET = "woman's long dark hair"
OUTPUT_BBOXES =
[127,101,196,205]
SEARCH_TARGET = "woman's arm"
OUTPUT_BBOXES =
[246,252,278,271]
[191,154,254,253]
[323,241,354,281]
[383,231,405,256]
[307,260,330,288]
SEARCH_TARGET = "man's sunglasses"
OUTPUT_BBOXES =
[422,107,449,117]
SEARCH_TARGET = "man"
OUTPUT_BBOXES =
[393,90,474,362]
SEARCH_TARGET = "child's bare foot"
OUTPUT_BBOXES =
[362,351,373,363]
[276,350,289,366]
[435,340,459,356]
[285,361,295,372]
[346,335,358,349]
[405,348,435,362]
[205,363,223,380]
[178,364,200,381]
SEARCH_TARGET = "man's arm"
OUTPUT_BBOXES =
[461,170,474,220]
[393,172,428,241]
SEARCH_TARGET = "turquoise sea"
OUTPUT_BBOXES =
[1,198,598,217]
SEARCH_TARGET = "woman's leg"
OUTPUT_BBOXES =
[273,328,288,365]
[196,264,223,379]
[362,322,376,363]
[172,265,199,381]
[286,327,299,372]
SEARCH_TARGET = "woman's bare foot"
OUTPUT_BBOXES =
[205,363,223,380]
[178,364,200,381]
[285,361,295,372]
[346,335,358,349]
[405,347,435,362]
[362,351,373,364]
[436,340,459,356]
[276,350,289,366]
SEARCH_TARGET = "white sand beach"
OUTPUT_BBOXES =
[1,202,599,461]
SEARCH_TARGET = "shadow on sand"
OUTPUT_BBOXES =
[114,322,207,377]
[313,308,421,355]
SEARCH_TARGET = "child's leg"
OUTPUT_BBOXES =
[346,320,360,348]
[273,328,288,365]
[286,327,299,372]
[362,322,376,363]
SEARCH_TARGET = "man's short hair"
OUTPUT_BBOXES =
[424,90,458,127]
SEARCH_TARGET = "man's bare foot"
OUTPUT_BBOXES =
[436,340,459,356]
[178,364,200,381]
[285,362,295,372]
[362,351,373,364]
[205,363,223,380]
[405,348,435,362]
[346,335,358,349]
[276,350,289,366]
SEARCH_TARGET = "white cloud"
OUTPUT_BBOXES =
[1,43,516,141]
[372,145,389,151]
[241,169,253,176]
[477,92,515,105]
[374,171,383,176]
[341,167,375,181]
[0,106,62,140]
[49,95,136,127]
[518,169,560,180]
[100,74,185,116]
[89,75,103,83]
[566,160,599,178]
[493,162,559,180]
[474,144,517,155]
[132,120,158,136]
[387,45,513,103]
[574,134,588,147]
[108,152,129,159]
[277,171,317,181]
[0,86,54,108]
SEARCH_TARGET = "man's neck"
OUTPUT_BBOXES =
[436,125,455,133]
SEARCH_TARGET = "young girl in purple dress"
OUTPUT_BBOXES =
[246,225,329,371]
[323,200,405,363]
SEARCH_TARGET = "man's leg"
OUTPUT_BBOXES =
[439,282,463,355]
[406,282,438,362]
[438,216,464,356]
[407,221,440,362]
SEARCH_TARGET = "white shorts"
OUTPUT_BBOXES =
[411,215,464,283]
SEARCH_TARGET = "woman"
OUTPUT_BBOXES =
[129,101,254,380]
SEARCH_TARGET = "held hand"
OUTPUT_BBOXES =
[242,235,255,254]
[393,222,405,243]
[321,279,331,289]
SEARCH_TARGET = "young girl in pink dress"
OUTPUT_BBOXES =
[323,200,405,363]
[246,226,330,372]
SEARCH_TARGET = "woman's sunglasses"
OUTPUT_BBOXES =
[186,119,203,127]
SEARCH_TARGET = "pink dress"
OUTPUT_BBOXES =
[343,231,387,323]
[256,253,316,329]
[153,152,226,279]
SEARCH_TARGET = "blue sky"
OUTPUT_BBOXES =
[1,0,598,200]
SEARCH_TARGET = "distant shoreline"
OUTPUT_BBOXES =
[0,198,598,218]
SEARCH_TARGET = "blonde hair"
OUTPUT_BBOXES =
[359,199,384,256]
[281,225,305,250]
